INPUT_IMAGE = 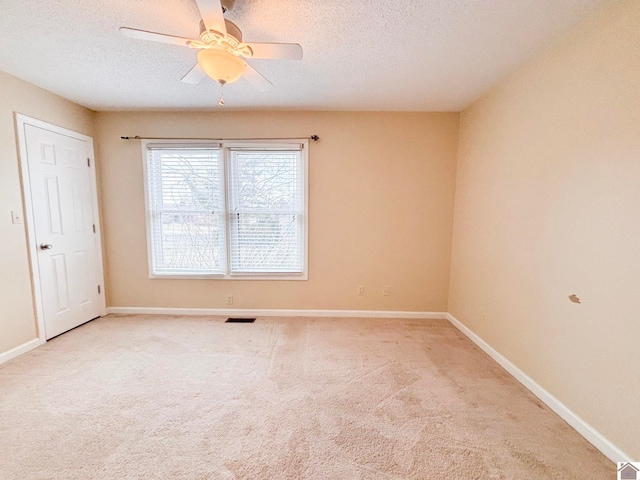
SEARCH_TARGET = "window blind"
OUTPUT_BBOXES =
[144,141,306,278]
[147,147,226,275]
[227,148,304,273]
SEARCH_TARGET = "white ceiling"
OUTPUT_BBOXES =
[0,0,607,112]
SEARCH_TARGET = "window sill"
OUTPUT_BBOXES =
[149,273,308,281]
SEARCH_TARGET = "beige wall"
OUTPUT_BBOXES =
[449,0,640,458]
[95,111,459,312]
[0,71,95,354]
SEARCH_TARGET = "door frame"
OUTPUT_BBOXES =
[15,113,106,343]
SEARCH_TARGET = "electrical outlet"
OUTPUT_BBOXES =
[357,286,364,296]
[11,210,23,224]
[383,286,390,296]
[226,294,233,305]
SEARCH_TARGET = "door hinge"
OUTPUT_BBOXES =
[92,224,96,233]
[87,157,91,167]
[98,285,101,294]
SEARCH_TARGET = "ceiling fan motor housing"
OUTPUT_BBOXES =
[223,20,242,42]
[198,19,243,42]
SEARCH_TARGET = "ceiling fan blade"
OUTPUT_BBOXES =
[119,27,195,47]
[181,63,207,84]
[242,63,273,91]
[195,0,227,35]
[243,43,303,60]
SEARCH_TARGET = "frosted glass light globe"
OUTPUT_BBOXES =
[197,49,246,85]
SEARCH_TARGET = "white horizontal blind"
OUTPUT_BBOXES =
[227,147,304,274]
[147,147,226,275]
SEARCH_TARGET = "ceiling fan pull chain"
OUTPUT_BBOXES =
[218,86,225,107]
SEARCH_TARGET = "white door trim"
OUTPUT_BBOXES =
[15,113,106,343]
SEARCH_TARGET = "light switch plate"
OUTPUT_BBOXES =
[11,210,23,224]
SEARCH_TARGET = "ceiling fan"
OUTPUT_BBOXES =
[120,0,303,93]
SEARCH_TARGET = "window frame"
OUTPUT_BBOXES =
[142,139,309,280]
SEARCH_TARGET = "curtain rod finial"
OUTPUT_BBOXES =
[310,135,320,142]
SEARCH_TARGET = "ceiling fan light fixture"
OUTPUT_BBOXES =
[197,48,245,85]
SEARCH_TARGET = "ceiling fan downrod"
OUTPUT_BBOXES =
[220,0,235,13]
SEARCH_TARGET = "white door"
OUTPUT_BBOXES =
[21,121,102,339]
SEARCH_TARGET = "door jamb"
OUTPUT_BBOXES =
[15,113,107,343]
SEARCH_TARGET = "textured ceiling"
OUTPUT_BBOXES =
[0,0,607,111]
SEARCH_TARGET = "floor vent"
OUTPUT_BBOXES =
[225,317,256,323]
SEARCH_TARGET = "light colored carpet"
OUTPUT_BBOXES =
[0,315,612,479]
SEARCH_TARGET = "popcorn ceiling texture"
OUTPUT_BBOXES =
[0,0,606,111]
[0,315,612,478]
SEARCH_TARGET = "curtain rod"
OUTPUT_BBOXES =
[120,135,320,142]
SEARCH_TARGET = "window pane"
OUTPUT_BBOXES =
[229,150,302,213]
[230,213,303,273]
[155,212,225,274]
[228,149,304,274]
[147,148,226,275]
[155,149,223,211]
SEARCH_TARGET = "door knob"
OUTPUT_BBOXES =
[39,243,53,250]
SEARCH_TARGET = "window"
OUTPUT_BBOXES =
[143,140,308,279]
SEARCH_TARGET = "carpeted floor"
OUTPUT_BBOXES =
[0,315,612,479]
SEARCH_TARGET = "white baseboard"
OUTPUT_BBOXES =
[106,307,447,320]
[446,313,631,463]
[0,338,42,366]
